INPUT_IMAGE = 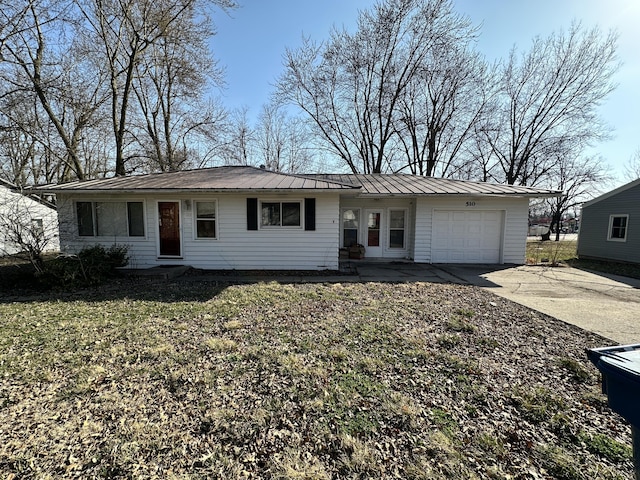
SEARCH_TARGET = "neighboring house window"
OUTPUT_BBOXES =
[389,209,406,248]
[342,209,359,247]
[76,201,145,237]
[31,219,44,236]
[195,201,217,238]
[260,201,301,227]
[608,214,628,242]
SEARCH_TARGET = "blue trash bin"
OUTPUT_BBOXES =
[587,344,640,479]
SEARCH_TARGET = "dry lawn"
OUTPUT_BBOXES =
[526,240,578,265]
[0,279,634,479]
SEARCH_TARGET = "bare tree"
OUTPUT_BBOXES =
[278,0,469,174]
[478,23,619,186]
[623,148,640,181]
[0,0,236,181]
[255,103,315,173]
[220,106,255,166]
[0,0,105,182]
[79,0,236,176]
[543,153,611,241]
[281,117,316,173]
[393,25,487,177]
[131,2,229,172]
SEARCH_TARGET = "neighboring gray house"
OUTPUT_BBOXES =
[0,178,60,256]
[36,166,559,270]
[578,178,640,264]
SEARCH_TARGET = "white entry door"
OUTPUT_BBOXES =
[431,210,503,263]
[365,209,383,257]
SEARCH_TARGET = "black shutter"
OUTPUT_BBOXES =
[247,198,258,230]
[304,198,316,231]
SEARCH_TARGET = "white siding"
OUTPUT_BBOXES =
[414,196,529,264]
[56,193,340,270]
[54,191,531,268]
[414,198,431,263]
[0,186,59,256]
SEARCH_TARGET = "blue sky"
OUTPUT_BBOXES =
[212,0,640,186]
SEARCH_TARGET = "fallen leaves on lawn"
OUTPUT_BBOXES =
[0,280,633,479]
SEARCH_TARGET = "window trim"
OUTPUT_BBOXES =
[193,199,218,240]
[259,199,303,229]
[75,200,146,239]
[607,214,629,242]
[387,208,408,250]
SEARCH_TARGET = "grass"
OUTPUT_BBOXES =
[526,239,640,279]
[0,279,634,478]
[526,239,579,265]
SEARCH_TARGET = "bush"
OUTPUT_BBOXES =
[40,244,129,288]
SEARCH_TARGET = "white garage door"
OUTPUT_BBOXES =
[432,210,503,263]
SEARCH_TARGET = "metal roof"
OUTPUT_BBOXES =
[34,166,561,197]
[309,173,561,197]
[1,177,57,209]
[36,166,359,193]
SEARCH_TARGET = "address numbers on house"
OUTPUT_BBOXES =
[465,201,477,207]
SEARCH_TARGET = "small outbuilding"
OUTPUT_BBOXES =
[36,166,559,270]
[578,178,640,264]
[0,178,60,256]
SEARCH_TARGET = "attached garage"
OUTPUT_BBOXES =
[431,210,504,263]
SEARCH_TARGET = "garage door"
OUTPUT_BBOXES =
[431,210,503,263]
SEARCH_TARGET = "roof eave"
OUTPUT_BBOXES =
[354,191,562,198]
[37,187,359,195]
[582,178,640,208]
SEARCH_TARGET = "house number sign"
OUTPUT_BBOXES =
[465,201,477,207]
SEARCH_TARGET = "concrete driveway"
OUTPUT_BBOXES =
[438,264,640,345]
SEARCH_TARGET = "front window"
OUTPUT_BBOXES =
[389,209,406,248]
[608,214,628,242]
[342,209,359,247]
[261,201,301,227]
[96,202,128,236]
[195,201,217,238]
[77,202,94,236]
[76,201,145,237]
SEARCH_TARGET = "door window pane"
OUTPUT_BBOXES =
[367,212,380,247]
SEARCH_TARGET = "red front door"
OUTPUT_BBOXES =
[158,202,181,256]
